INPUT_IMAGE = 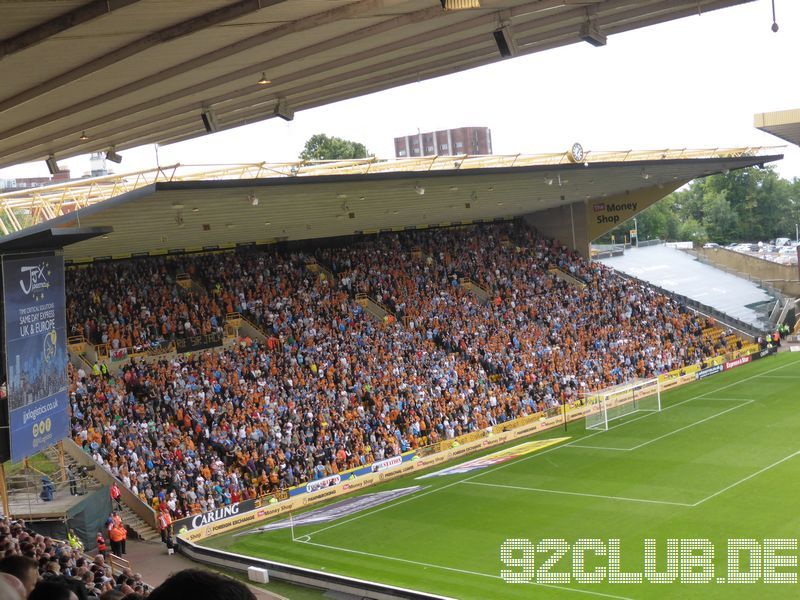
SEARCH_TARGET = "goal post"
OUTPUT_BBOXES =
[583,378,661,431]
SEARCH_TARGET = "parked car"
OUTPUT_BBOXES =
[702,242,720,249]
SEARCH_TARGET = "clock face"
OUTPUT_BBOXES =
[570,142,584,163]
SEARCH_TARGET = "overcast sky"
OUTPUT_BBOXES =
[2,0,798,181]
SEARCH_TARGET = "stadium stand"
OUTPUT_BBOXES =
[0,516,149,598]
[67,258,224,351]
[67,221,742,522]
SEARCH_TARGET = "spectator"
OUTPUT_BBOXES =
[0,556,38,596]
[108,522,124,557]
[110,483,122,512]
[147,569,254,600]
[65,221,743,522]
[0,574,25,600]
[29,578,79,600]
[67,466,78,496]
[157,511,172,547]
[95,532,108,557]
[0,576,21,600]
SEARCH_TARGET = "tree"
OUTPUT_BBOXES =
[299,134,369,161]
[702,191,739,243]
[678,216,706,243]
[595,166,797,245]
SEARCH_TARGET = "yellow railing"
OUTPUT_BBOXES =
[305,257,335,283]
[548,267,587,290]
[176,273,192,289]
[459,276,490,296]
[225,312,242,338]
[0,146,783,235]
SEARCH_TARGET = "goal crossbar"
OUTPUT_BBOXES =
[583,378,661,431]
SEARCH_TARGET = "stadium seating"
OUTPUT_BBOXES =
[67,221,738,521]
[0,516,148,597]
[66,258,224,353]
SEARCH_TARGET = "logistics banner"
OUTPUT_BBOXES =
[749,346,778,361]
[288,451,416,497]
[179,423,571,543]
[696,364,724,380]
[3,254,69,463]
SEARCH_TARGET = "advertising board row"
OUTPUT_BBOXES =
[178,407,592,543]
[178,346,776,542]
[693,346,775,381]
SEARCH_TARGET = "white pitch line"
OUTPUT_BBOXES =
[302,358,800,538]
[569,400,753,452]
[695,357,800,396]
[693,397,759,401]
[626,400,754,451]
[462,481,694,507]
[296,538,636,600]
[568,444,629,451]
[692,449,800,507]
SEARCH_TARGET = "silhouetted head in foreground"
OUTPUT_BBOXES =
[147,569,256,600]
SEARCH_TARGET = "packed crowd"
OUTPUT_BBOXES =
[0,516,148,599]
[66,260,224,351]
[68,221,731,522]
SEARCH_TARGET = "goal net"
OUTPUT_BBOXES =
[583,378,661,431]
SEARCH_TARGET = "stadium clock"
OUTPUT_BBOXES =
[568,142,584,163]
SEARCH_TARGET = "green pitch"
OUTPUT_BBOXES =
[205,352,800,599]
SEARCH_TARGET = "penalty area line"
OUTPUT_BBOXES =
[692,449,800,507]
[301,359,799,538]
[462,481,694,507]
[625,399,753,451]
[568,444,629,451]
[295,537,635,600]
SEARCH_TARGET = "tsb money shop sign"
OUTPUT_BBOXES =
[586,185,682,241]
[592,201,639,226]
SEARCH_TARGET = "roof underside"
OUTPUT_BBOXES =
[0,0,756,169]
[0,226,111,253]
[755,109,800,147]
[6,150,776,261]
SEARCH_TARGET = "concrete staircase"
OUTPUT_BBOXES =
[175,273,209,297]
[117,504,161,543]
[305,257,335,284]
[44,447,161,543]
[548,267,587,290]
[459,277,491,304]
[355,293,392,321]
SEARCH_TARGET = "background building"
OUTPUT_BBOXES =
[394,127,492,158]
[0,171,71,192]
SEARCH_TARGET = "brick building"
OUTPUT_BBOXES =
[0,171,71,192]
[394,127,492,158]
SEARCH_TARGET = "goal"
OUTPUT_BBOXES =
[583,378,661,431]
